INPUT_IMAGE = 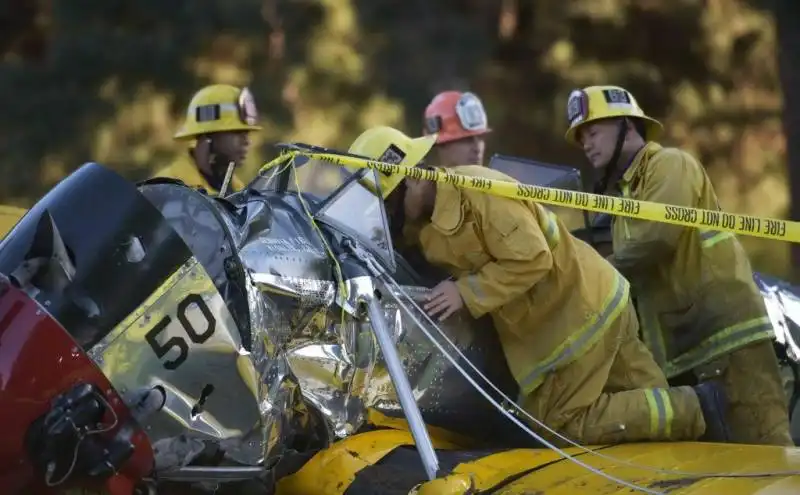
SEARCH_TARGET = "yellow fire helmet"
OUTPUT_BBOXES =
[174,84,263,140]
[564,85,663,146]
[347,126,437,198]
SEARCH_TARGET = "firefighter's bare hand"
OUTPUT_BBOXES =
[424,280,464,322]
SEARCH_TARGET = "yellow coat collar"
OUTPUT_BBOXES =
[429,183,465,235]
[621,142,663,184]
[152,157,245,194]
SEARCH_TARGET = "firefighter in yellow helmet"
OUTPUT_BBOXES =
[347,126,438,261]
[347,126,436,200]
[564,85,791,446]
[348,125,732,445]
[153,84,262,194]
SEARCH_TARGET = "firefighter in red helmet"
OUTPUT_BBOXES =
[423,91,491,168]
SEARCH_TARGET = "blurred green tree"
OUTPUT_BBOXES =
[0,0,792,277]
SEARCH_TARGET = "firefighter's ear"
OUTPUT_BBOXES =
[195,137,211,153]
[191,137,213,165]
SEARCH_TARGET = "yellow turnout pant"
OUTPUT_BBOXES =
[521,303,706,445]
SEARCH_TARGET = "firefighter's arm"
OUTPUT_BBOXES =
[612,150,699,273]
[455,195,553,318]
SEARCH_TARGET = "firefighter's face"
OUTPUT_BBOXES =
[403,178,435,221]
[577,119,620,169]
[435,135,485,167]
[210,131,251,166]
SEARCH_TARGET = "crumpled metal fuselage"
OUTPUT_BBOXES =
[0,162,521,483]
[4,159,800,494]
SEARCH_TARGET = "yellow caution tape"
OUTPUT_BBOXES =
[267,151,800,244]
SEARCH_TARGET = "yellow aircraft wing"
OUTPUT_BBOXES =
[276,429,800,495]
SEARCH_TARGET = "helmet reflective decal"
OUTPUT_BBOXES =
[424,116,442,134]
[196,104,221,122]
[237,87,259,125]
[378,144,407,164]
[376,144,407,176]
[602,88,632,109]
[455,92,488,132]
[566,89,589,126]
[603,88,631,104]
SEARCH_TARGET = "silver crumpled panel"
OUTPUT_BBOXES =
[243,224,513,440]
[87,183,306,471]
[88,177,517,473]
[87,258,270,469]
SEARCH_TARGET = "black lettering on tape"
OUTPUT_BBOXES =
[311,153,797,243]
[722,213,736,229]
[554,190,573,205]
[370,160,389,175]
[738,216,760,233]
[616,198,641,216]
[470,176,491,189]
[516,184,550,201]
[592,195,614,211]
[764,219,786,238]
[700,210,720,228]
[316,154,340,167]
[665,206,698,224]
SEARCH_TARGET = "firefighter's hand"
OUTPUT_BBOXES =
[424,280,464,322]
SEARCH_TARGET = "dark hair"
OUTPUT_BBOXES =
[387,180,407,241]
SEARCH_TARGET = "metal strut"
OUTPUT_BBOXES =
[343,239,440,481]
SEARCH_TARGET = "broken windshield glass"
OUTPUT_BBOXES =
[250,152,397,272]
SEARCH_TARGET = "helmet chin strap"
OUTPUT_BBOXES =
[190,134,237,191]
[594,119,629,195]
